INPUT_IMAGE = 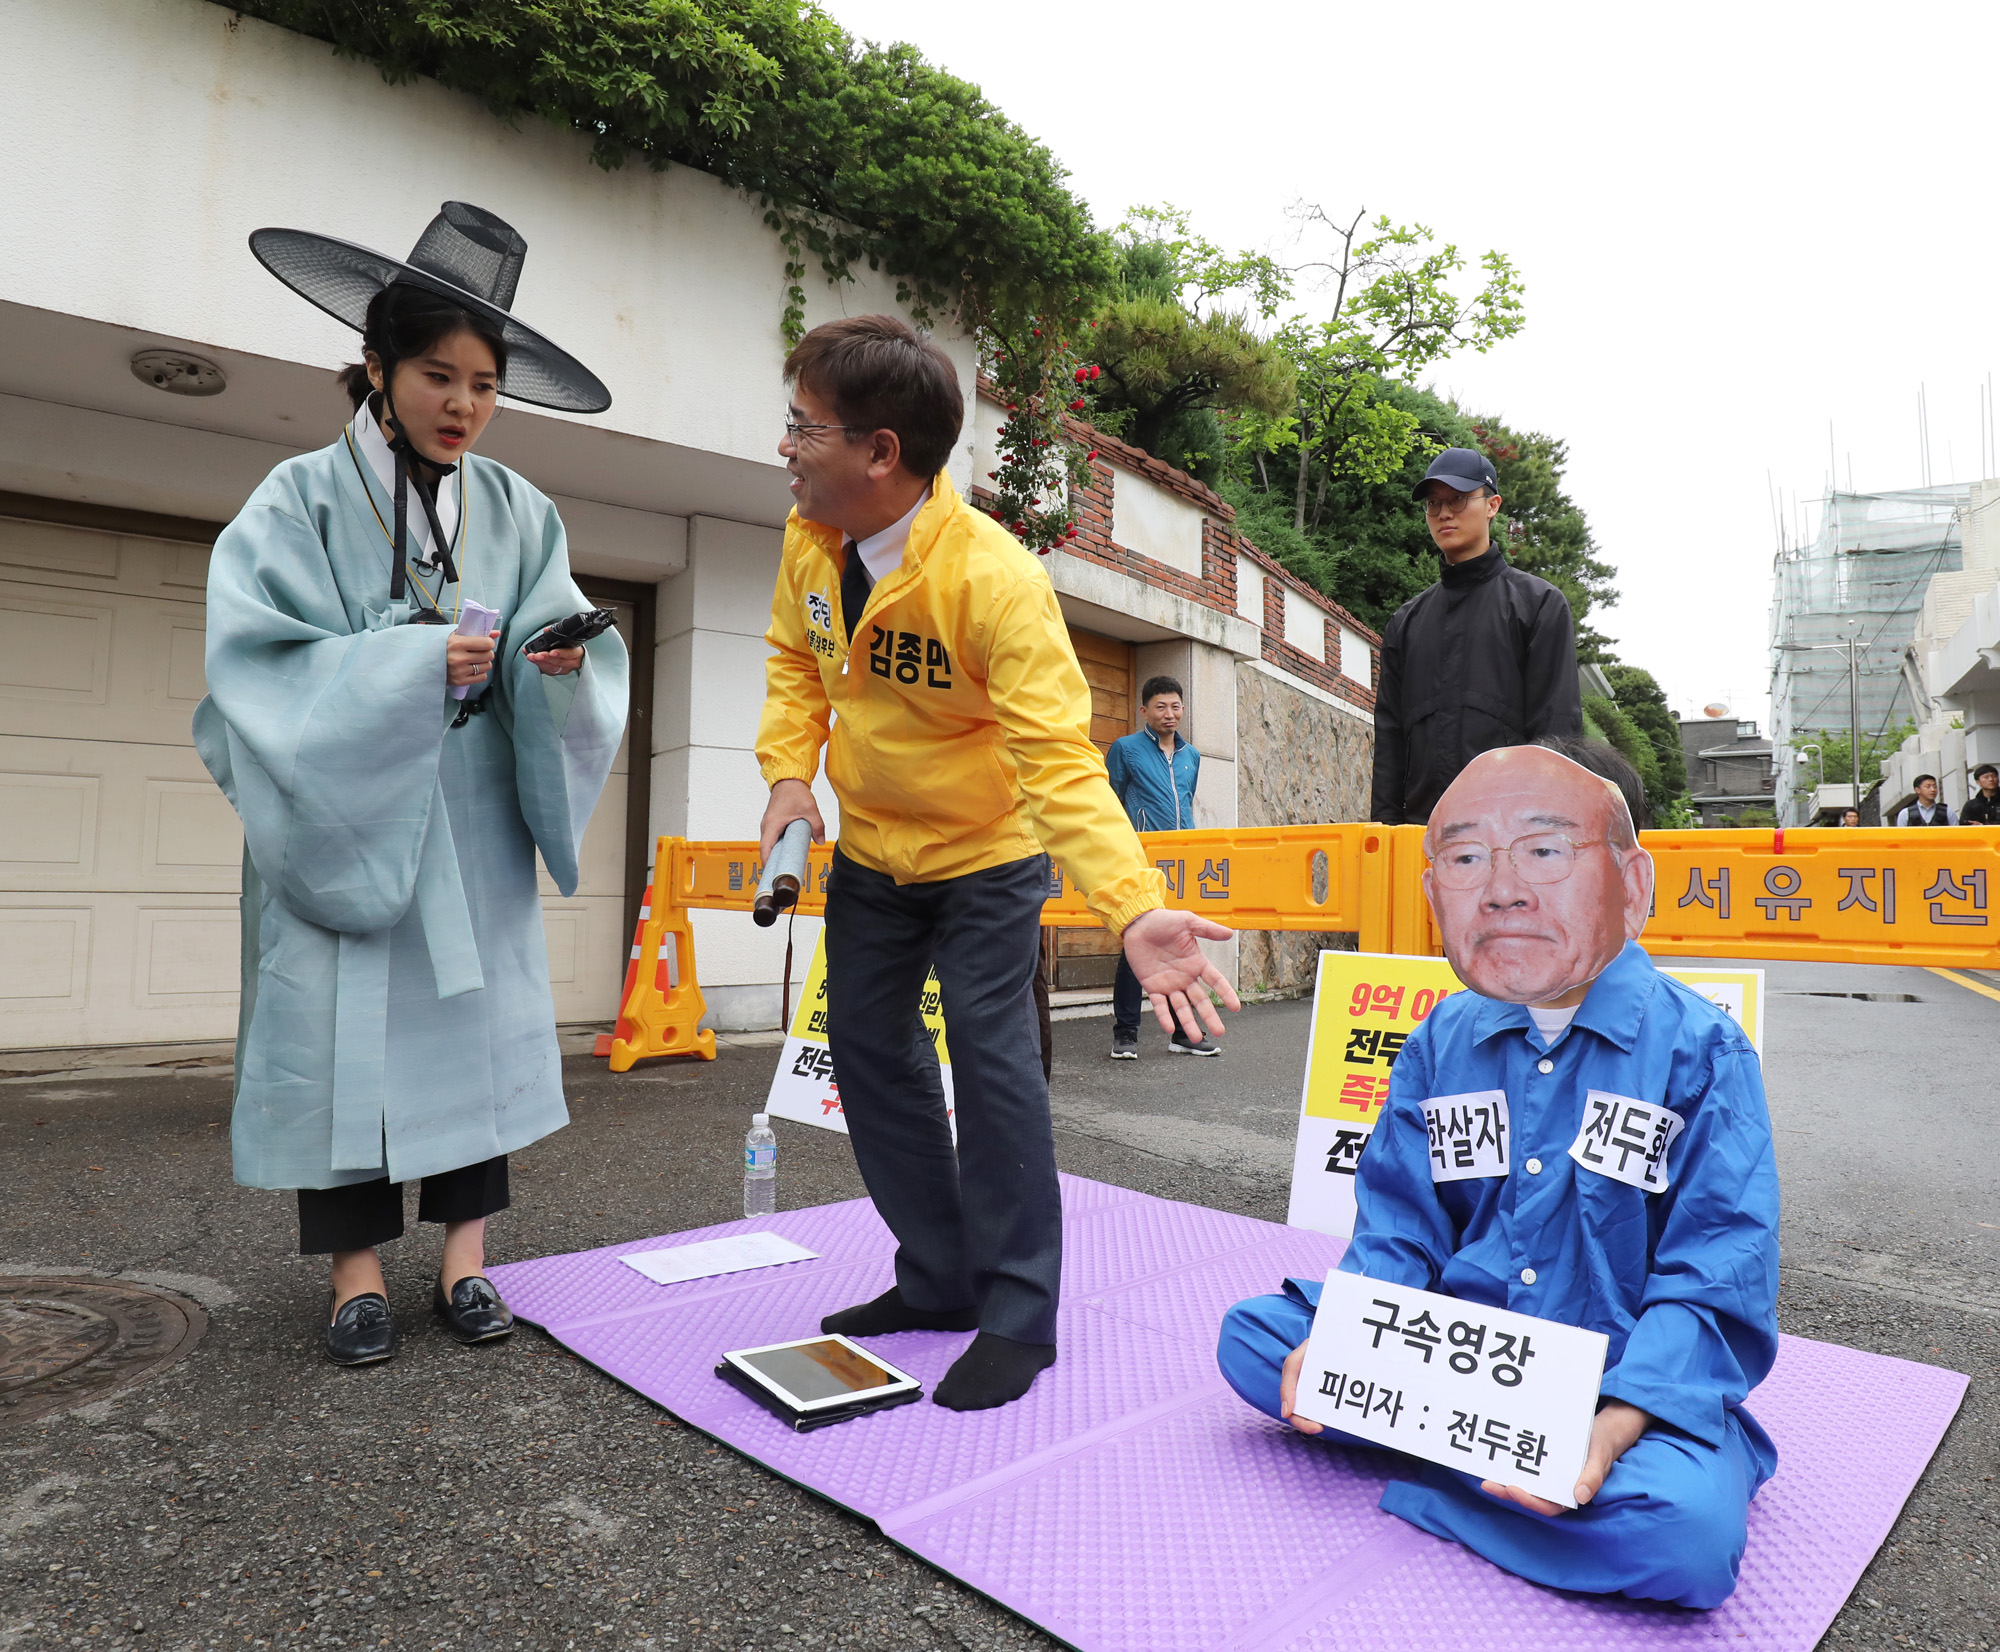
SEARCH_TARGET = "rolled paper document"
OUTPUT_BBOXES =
[754,818,812,927]
[451,600,501,700]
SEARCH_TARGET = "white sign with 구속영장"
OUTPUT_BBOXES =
[1289,1271,1610,1508]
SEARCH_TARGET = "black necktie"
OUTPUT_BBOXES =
[840,540,874,645]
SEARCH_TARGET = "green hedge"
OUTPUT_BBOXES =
[232,0,1112,336]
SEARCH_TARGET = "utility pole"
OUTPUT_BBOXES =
[1848,633,1861,808]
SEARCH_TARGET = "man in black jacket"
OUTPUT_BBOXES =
[1371,448,1582,825]
[1961,764,2000,825]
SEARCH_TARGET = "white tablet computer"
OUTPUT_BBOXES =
[719,1334,922,1415]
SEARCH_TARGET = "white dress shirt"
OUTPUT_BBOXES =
[852,486,932,586]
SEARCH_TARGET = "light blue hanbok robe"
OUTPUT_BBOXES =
[194,425,628,1190]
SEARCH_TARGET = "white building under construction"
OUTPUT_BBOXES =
[1768,484,1965,824]
[1878,479,2000,816]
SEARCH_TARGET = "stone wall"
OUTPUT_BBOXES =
[1234,662,1374,997]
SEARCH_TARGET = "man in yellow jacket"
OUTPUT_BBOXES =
[757,315,1239,1410]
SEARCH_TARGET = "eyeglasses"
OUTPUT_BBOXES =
[1428,832,1612,890]
[1422,488,1484,517]
[783,418,870,441]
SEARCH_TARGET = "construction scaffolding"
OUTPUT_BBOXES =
[1767,484,1966,823]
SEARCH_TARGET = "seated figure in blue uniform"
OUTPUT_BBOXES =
[1218,743,1779,1609]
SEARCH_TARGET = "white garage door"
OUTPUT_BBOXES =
[0,515,632,1050]
[0,517,241,1048]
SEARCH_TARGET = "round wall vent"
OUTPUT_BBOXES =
[130,349,226,397]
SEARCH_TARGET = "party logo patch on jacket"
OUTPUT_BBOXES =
[803,589,836,659]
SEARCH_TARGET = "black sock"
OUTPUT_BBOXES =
[932,1332,1057,1411]
[820,1287,978,1338]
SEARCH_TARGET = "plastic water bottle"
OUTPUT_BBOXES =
[743,1113,777,1218]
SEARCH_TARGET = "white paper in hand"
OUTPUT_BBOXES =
[450,600,500,701]
[1290,1271,1609,1507]
[619,1232,819,1286]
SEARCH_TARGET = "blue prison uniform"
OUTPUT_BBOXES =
[1218,942,1781,1608]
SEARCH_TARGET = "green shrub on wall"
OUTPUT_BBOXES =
[232,0,1113,341]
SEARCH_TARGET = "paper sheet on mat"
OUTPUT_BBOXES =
[619,1232,819,1285]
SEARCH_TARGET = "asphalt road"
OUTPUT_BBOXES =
[2,959,1995,1652]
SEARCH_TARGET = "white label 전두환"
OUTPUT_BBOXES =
[1568,1092,1687,1192]
[1289,1271,1609,1508]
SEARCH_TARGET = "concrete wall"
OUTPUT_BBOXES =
[656,518,842,1029]
[1234,662,1373,998]
[1111,470,1205,578]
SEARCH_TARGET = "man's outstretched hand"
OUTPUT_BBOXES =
[1481,1399,1652,1514]
[1121,908,1242,1042]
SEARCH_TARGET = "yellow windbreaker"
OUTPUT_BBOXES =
[757,472,1166,935]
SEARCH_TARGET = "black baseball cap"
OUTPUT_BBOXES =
[1413,447,1499,501]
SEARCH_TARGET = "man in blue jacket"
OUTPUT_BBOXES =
[1217,743,1779,1608]
[1104,676,1216,1060]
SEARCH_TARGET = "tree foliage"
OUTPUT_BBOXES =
[1601,666,1688,812]
[1273,206,1525,534]
[1086,208,1294,484]
[1791,719,1916,802]
[1222,381,1478,630]
[1473,420,1619,662]
[1581,694,1662,816]
[232,0,1114,340]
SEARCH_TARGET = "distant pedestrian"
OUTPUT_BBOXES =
[1960,764,2000,826]
[1105,678,1218,1059]
[1896,775,1955,826]
[1841,807,1862,827]
[1371,448,1582,826]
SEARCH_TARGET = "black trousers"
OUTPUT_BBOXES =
[825,849,1061,1344]
[296,1155,510,1255]
[1112,954,1144,1035]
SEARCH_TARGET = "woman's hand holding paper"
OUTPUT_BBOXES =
[447,629,498,687]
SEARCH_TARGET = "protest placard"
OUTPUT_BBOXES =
[1286,952,1462,1237]
[1289,1271,1610,1507]
[1286,953,1766,1237]
[762,931,955,1136]
[1655,966,1764,1054]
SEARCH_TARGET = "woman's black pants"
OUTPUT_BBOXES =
[296,1156,509,1255]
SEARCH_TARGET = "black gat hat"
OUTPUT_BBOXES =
[249,201,610,415]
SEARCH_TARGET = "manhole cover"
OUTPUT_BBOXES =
[0,1276,206,1429]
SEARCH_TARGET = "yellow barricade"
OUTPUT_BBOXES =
[1038,824,1371,935]
[601,836,719,1072]
[600,823,2000,1069]
[1637,825,2000,969]
[669,837,837,920]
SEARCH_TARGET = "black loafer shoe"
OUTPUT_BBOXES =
[325,1292,396,1366]
[433,1274,514,1344]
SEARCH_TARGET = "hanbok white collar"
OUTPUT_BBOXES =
[351,394,460,562]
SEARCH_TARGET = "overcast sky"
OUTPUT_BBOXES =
[827,0,2000,725]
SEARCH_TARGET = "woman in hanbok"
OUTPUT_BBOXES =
[196,202,629,1364]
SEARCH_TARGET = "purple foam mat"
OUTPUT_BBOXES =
[489,1177,1967,1652]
